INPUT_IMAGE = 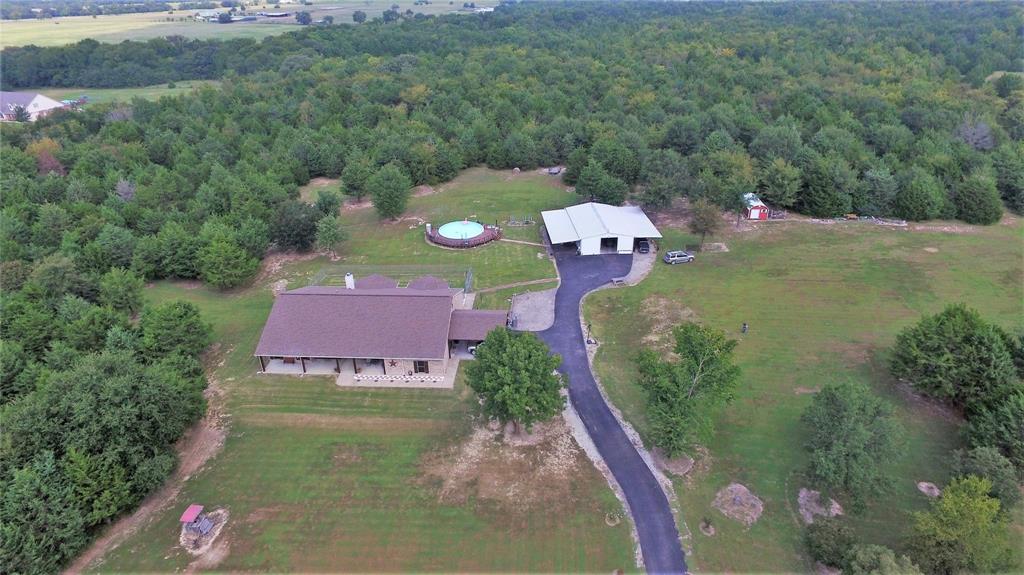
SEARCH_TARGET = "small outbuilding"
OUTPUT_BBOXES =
[743,193,769,220]
[541,202,662,256]
[180,504,214,535]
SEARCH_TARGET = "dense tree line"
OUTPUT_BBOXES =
[1,0,171,20]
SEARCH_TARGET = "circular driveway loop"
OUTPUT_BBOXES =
[537,246,687,574]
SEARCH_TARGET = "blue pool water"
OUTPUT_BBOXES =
[437,220,485,240]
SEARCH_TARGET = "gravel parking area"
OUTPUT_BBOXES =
[510,287,558,331]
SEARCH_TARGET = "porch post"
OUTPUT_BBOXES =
[300,357,306,373]
[258,356,266,372]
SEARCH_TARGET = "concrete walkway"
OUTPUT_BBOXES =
[537,245,687,574]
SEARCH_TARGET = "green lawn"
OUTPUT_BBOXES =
[585,217,1024,572]
[91,169,635,572]
[332,168,570,290]
[0,0,498,48]
[38,81,220,105]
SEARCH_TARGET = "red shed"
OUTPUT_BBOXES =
[743,193,769,220]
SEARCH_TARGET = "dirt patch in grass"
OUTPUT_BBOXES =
[701,242,729,253]
[917,481,941,498]
[922,247,939,253]
[712,483,764,526]
[699,518,716,536]
[240,413,449,434]
[255,251,321,284]
[185,540,229,574]
[797,488,843,524]
[909,223,977,234]
[420,417,584,514]
[651,447,694,477]
[412,184,437,197]
[640,294,697,357]
[893,382,962,424]
[179,508,229,556]
[794,387,820,395]
[826,341,872,366]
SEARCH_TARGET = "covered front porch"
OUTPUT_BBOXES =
[257,356,387,376]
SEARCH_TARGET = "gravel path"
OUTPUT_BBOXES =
[537,245,687,574]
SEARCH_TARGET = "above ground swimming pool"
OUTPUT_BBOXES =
[437,220,485,240]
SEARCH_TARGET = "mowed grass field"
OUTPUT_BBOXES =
[0,0,498,48]
[38,81,220,105]
[585,215,1024,572]
[93,169,636,572]
[316,167,571,290]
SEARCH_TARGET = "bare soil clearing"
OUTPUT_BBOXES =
[797,488,843,524]
[421,416,584,514]
[640,294,698,357]
[255,251,321,285]
[794,387,820,395]
[712,483,764,526]
[179,508,229,556]
[651,447,695,477]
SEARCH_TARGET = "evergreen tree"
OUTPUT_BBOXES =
[757,158,800,208]
[198,239,258,289]
[893,168,944,221]
[954,174,1003,225]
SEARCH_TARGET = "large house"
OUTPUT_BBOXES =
[0,91,66,121]
[254,275,508,387]
[541,202,662,255]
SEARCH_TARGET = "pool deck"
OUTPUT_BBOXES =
[426,222,502,248]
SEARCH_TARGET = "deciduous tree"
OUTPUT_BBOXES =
[636,322,740,455]
[908,476,1016,575]
[368,162,412,219]
[466,328,563,434]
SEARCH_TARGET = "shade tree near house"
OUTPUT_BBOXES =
[466,327,564,434]
[315,215,348,257]
[635,322,741,456]
[801,381,905,509]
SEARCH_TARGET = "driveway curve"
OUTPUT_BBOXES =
[537,246,687,574]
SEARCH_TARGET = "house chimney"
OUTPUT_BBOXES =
[344,272,355,289]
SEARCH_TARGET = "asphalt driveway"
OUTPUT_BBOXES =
[537,245,687,574]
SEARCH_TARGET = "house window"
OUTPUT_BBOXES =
[413,360,429,374]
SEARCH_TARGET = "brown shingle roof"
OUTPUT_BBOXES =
[407,275,450,290]
[449,309,508,341]
[254,286,455,360]
[355,274,398,289]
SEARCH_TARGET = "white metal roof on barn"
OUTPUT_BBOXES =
[541,202,662,244]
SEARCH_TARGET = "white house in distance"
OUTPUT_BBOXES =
[541,202,662,255]
[0,91,66,121]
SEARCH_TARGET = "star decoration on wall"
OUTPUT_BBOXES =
[388,360,398,367]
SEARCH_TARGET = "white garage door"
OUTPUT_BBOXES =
[579,237,601,256]
[616,235,633,254]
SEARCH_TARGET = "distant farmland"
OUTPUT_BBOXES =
[0,1,497,48]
